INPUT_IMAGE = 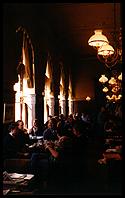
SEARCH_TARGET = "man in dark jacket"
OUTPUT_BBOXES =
[3,122,20,159]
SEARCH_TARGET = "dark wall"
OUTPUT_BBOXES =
[71,57,106,100]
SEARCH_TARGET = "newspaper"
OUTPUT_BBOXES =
[3,172,34,184]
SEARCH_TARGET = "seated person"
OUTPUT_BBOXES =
[71,120,89,180]
[104,117,117,133]
[29,119,43,137]
[3,122,21,159]
[44,115,52,130]
[16,120,31,153]
[30,135,72,190]
[45,135,72,160]
[44,135,73,186]
[43,118,58,141]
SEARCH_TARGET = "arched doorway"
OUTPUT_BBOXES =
[13,27,36,129]
[44,56,54,123]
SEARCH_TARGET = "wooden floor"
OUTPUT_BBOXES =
[33,136,122,195]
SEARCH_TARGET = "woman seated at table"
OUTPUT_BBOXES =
[43,118,58,141]
[30,135,72,190]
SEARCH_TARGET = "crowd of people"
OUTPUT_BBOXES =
[3,103,122,192]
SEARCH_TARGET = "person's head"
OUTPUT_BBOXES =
[72,121,83,137]
[33,119,39,127]
[101,106,105,112]
[48,115,52,121]
[8,122,18,136]
[16,120,24,130]
[47,118,57,129]
[68,114,74,123]
[59,114,65,120]
[47,119,53,128]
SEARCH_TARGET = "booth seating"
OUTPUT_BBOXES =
[4,158,31,174]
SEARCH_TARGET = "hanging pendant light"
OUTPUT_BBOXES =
[118,73,122,80]
[98,43,114,56]
[102,87,109,93]
[99,74,108,83]
[88,3,122,68]
[108,77,117,85]
[88,29,109,48]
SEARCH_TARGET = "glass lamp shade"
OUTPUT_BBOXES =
[86,96,91,101]
[118,94,122,99]
[106,95,111,100]
[118,73,122,80]
[99,74,108,83]
[102,87,108,92]
[111,94,117,100]
[88,30,109,48]
[98,43,114,56]
[108,77,116,85]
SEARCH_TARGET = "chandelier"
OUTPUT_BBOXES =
[99,71,122,102]
[88,3,122,68]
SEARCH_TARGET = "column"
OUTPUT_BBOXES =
[49,96,55,116]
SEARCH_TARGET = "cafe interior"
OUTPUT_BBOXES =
[3,3,122,195]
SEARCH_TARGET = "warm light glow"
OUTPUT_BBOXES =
[98,43,114,56]
[60,94,65,100]
[103,87,108,93]
[112,85,120,93]
[111,94,117,100]
[13,73,35,129]
[44,83,54,123]
[60,76,63,86]
[106,94,122,102]
[118,94,122,99]
[22,46,26,66]
[118,73,122,80]
[45,85,51,98]
[45,61,50,78]
[99,75,108,83]
[86,96,91,101]
[13,82,20,91]
[88,27,122,68]
[106,95,111,100]
[59,91,66,115]
[68,76,73,115]
[15,105,21,120]
[88,30,109,48]
[15,26,36,129]
[108,77,117,85]
[99,71,122,102]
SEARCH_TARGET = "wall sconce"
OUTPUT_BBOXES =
[86,96,91,101]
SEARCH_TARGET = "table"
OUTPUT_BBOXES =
[29,135,43,140]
